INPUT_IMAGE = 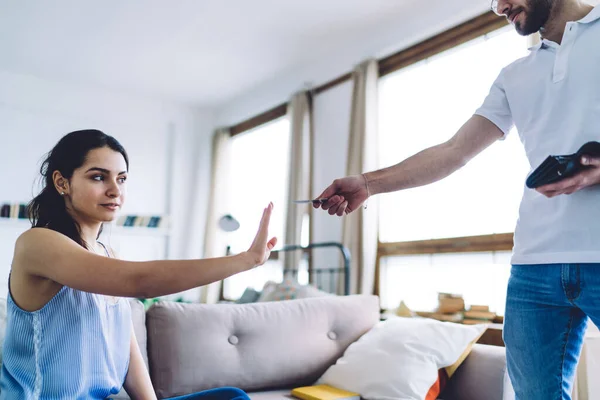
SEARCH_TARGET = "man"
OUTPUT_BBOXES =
[314,1,600,399]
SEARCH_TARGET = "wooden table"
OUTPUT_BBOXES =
[476,323,504,347]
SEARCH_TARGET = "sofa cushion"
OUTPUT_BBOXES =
[146,295,380,399]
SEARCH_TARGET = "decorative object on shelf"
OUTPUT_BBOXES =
[437,292,465,314]
[387,293,499,326]
[463,305,497,325]
[414,292,466,323]
[115,215,169,229]
[0,203,28,219]
[395,301,416,318]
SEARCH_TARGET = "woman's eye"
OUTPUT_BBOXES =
[118,177,127,183]
[92,175,104,181]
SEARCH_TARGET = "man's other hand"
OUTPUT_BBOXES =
[536,156,600,197]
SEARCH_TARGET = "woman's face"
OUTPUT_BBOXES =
[66,147,128,224]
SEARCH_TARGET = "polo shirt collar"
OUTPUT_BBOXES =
[578,4,600,24]
[527,5,600,51]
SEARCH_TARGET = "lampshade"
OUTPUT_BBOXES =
[218,214,240,232]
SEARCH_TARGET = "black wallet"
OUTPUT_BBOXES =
[526,141,600,189]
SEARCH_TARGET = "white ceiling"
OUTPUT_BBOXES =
[0,1,495,107]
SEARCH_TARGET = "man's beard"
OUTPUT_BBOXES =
[514,0,553,35]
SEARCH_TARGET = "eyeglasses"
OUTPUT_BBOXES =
[490,0,502,16]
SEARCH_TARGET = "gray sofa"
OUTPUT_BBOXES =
[118,295,507,400]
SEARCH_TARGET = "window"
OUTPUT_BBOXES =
[222,117,293,300]
[377,27,531,315]
[379,251,512,313]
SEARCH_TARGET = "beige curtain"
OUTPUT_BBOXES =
[283,91,312,274]
[200,128,232,303]
[342,59,380,295]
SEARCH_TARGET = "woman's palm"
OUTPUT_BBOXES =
[248,202,277,266]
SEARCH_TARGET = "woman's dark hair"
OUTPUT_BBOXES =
[28,129,129,249]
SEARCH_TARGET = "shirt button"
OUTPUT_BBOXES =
[327,331,337,340]
[228,335,239,345]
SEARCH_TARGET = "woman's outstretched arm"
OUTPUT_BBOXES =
[13,203,277,299]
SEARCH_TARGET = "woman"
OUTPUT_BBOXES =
[0,129,276,400]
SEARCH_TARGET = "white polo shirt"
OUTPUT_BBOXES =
[475,6,600,265]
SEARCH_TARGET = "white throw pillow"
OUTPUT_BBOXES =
[318,317,488,400]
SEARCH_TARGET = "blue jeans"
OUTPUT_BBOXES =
[504,264,600,400]
[165,387,250,400]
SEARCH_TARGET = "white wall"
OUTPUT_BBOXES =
[0,70,214,300]
[213,2,489,129]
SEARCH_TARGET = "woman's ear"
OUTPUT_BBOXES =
[52,170,69,196]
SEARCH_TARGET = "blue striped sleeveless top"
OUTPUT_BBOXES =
[0,244,131,399]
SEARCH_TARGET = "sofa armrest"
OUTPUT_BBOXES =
[441,344,506,400]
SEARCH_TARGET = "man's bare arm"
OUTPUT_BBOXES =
[366,115,504,195]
